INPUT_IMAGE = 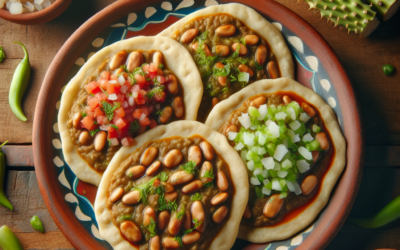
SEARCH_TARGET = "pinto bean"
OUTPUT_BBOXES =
[213,206,228,223]
[250,96,267,109]
[109,50,128,70]
[238,64,254,77]
[255,45,267,66]
[141,147,159,167]
[167,75,179,94]
[161,182,175,193]
[283,95,292,105]
[163,149,183,168]
[211,192,228,206]
[212,97,219,107]
[312,151,320,163]
[316,132,329,150]
[159,106,173,124]
[183,210,192,231]
[200,161,213,184]
[225,124,238,136]
[158,211,170,230]
[244,34,259,45]
[301,175,318,195]
[162,237,180,249]
[120,221,142,243]
[217,171,229,191]
[188,145,202,167]
[263,194,284,218]
[94,131,107,151]
[168,211,184,236]
[182,180,203,194]
[231,42,248,56]
[152,51,163,67]
[215,45,230,57]
[149,235,160,250]
[164,192,178,202]
[191,42,213,56]
[143,206,156,226]
[216,24,236,37]
[243,203,252,219]
[267,61,279,79]
[146,161,162,176]
[73,112,81,128]
[214,62,227,86]
[191,201,205,231]
[170,171,193,185]
[126,51,143,72]
[172,97,184,118]
[301,102,316,117]
[79,131,91,145]
[126,165,146,179]
[110,187,124,203]
[122,190,141,205]
[181,28,199,43]
[182,231,201,245]
[200,141,214,160]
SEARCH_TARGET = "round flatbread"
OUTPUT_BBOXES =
[205,77,346,243]
[58,36,203,186]
[94,121,249,250]
[158,3,294,79]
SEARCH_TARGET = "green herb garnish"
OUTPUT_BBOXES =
[81,111,87,118]
[133,178,157,203]
[158,192,178,211]
[176,207,185,220]
[204,182,213,188]
[190,193,202,201]
[254,61,263,70]
[142,218,157,237]
[255,186,265,199]
[129,120,139,134]
[118,214,133,222]
[0,47,5,63]
[184,218,203,235]
[158,172,169,182]
[174,236,183,247]
[158,63,164,69]
[89,129,99,137]
[110,124,118,129]
[101,101,117,121]
[145,86,164,99]
[156,110,163,116]
[180,161,198,175]
[203,168,214,179]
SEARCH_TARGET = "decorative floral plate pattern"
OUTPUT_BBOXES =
[50,1,344,249]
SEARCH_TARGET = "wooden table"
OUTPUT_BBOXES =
[0,0,399,249]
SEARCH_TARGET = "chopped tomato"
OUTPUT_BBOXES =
[135,90,147,105]
[148,105,154,114]
[85,106,95,119]
[115,117,127,129]
[141,106,150,116]
[87,96,100,111]
[153,179,160,187]
[154,91,166,102]
[115,107,125,118]
[113,85,121,95]
[139,117,151,126]
[157,68,164,76]
[81,117,94,130]
[121,137,136,147]
[100,71,110,80]
[150,119,157,128]
[132,109,142,120]
[149,63,158,72]
[99,78,108,90]
[108,127,118,138]
[135,74,146,85]
[149,71,157,80]
[110,75,118,81]
[157,75,166,84]
[107,83,115,94]
[131,84,140,93]
[124,107,135,115]
[116,93,124,102]
[142,64,150,72]
[85,81,100,94]
[94,107,104,117]
[95,92,107,102]
[97,115,108,125]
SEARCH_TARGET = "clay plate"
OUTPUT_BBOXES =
[0,0,72,25]
[33,0,364,249]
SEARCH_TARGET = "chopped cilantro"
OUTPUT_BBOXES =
[180,161,198,175]
[158,172,169,182]
[190,193,202,201]
[81,112,87,118]
[118,214,132,222]
[156,110,163,116]
[254,61,263,70]
[204,182,213,188]
[0,47,4,63]
[203,169,214,179]
[145,86,164,99]
[212,63,231,77]
[174,236,183,247]
[133,177,157,203]
[110,124,118,129]
[176,207,185,220]
[129,121,139,134]
[285,169,296,182]
[141,218,157,237]
[239,37,246,45]
[120,65,129,72]
[255,186,265,199]
[89,129,99,137]
[158,192,178,211]
[158,63,164,69]
[184,218,203,235]
[101,101,117,121]
[221,87,230,94]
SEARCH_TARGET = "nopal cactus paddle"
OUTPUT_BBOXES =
[363,0,400,20]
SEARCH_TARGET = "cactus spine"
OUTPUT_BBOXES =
[363,0,400,20]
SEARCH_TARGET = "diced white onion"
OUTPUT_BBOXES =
[108,93,117,101]
[109,80,118,84]
[132,91,138,98]
[249,125,257,130]
[291,134,301,143]
[262,170,268,178]
[274,144,288,161]
[277,170,288,178]
[263,179,270,186]
[287,107,296,120]
[118,75,125,85]
[247,160,254,171]
[298,146,313,160]
[272,180,282,191]
[33,3,43,11]
[287,181,302,195]
[240,150,248,161]
[120,85,128,94]
[258,133,267,145]
[303,133,314,142]
[9,2,23,14]
[41,0,51,8]
[238,113,251,129]
[24,2,35,12]
[258,147,267,155]
[35,0,45,4]
[268,121,280,138]
[297,160,310,173]
[253,168,262,176]
[244,132,255,147]
[299,112,311,123]
[289,120,301,131]
[275,111,287,120]
[109,138,119,146]
[262,186,271,195]
[283,138,288,148]
[258,104,267,120]
[282,159,292,169]
[122,101,129,108]
[250,177,261,186]
[139,113,146,121]
[261,157,275,170]
[234,142,244,151]
[274,162,281,171]
[99,125,109,131]
[228,132,238,141]
[265,119,272,127]
[128,96,134,106]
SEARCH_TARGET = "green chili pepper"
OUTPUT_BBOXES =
[0,141,12,210]
[0,225,23,250]
[9,42,31,122]
[348,195,400,228]
[382,64,394,76]
[30,215,44,233]
[0,47,5,63]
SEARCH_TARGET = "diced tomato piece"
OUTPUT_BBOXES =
[139,117,151,126]
[135,90,147,105]
[132,109,142,119]
[142,64,150,72]
[97,115,108,125]
[135,74,146,84]
[131,84,140,93]
[124,107,135,115]
[85,81,99,94]
[107,83,115,94]
[100,71,110,80]
[116,93,124,102]
[150,119,157,128]
[115,117,127,129]
[81,117,94,130]
[108,127,118,139]
[149,71,157,80]
[99,78,108,90]
[153,179,160,188]
[115,107,125,118]
[85,106,95,119]
[113,85,121,95]
[149,63,158,72]
[148,105,154,114]
[141,106,150,116]
[154,91,166,102]
[156,75,166,84]
[125,114,134,123]
[157,68,164,76]
[123,81,131,89]
[87,96,100,111]
[121,136,136,147]
[95,92,107,102]
[110,75,118,81]
[94,107,104,117]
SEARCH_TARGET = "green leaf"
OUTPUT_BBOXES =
[101,101,117,121]
[157,192,178,211]
[212,63,230,77]
[158,172,169,182]
[145,86,164,99]
[110,124,118,129]
[133,177,157,203]
[89,129,100,137]
[174,236,183,247]
[198,31,208,40]
[81,112,87,118]
[239,37,246,46]
[183,218,203,235]
[129,121,139,134]
[180,161,198,175]
[190,193,202,201]
[158,63,164,69]
[0,47,5,63]
[204,182,213,188]
[255,186,265,199]
[156,110,163,116]
[176,207,185,220]
[254,61,263,70]
[141,218,157,237]
[120,65,129,72]
[383,64,394,76]
[118,214,133,222]
[203,168,214,179]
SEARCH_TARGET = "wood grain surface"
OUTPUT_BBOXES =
[0,0,399,249]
